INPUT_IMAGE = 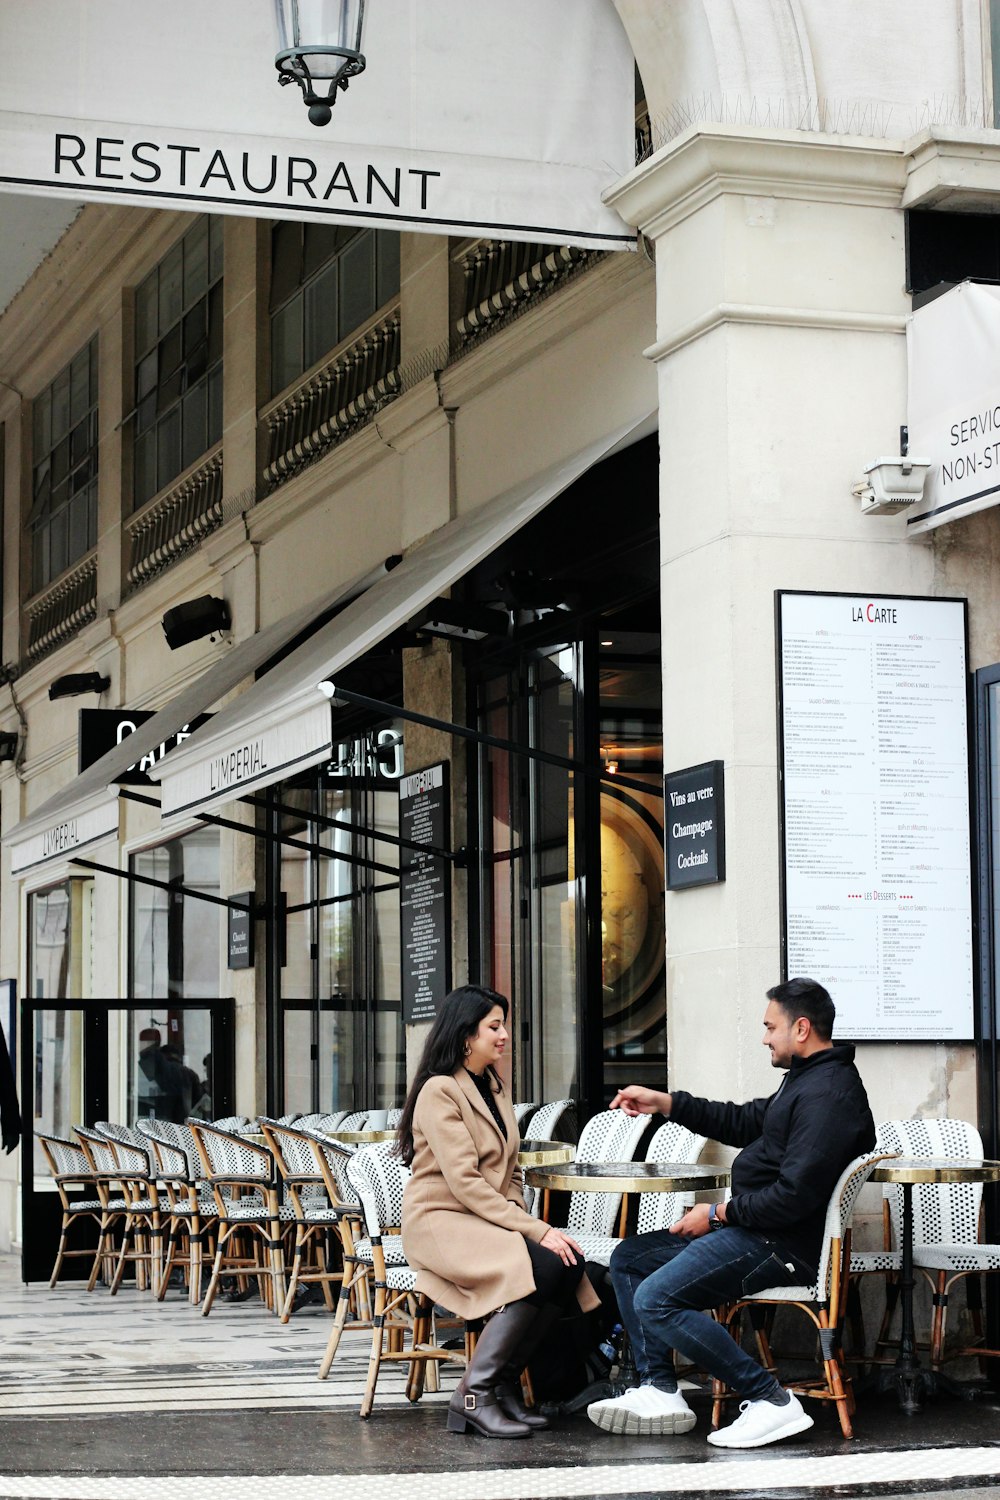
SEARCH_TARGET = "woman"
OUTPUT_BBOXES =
[399,985,597,1438]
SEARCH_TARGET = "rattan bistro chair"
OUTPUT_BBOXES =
[143,1124,218,1305]
[77,1126,163,1295]
[319,1142,466,1417]
[711,1149,897,1440]
[569,1120,707,1266]
[260,1118,348,1321]
[35,1133,106,1288]
[190,1121,291,1316]
[880,1117,1000,1370]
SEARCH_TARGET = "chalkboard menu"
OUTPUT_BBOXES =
[778,591,973,1041]
[400,763,452,1025]
[665,761,725,889]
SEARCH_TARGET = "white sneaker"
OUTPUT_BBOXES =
[706,1392,814,1449]
[587,1385,697,1436]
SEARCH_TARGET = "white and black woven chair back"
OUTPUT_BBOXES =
[512,1101,539,1130]
[37,1132,90,1178]
[635,1121,708,1235]
[879,1117,983,1249]
[301,1129,358,1205]
[209,1115,252,1133]
[147,1132,191,1181]
[261,1120,322,1178]
[76,1127,122,1176]
[275,1112,301,1126]
[527,1099,576,1143]
[313,1110,352,1132]
[346,1143,409,1238]
[385,1108,403,1128]
[566,1109,651,1236]
[338,1111,369,1132]
[812,1149,896,1300]
[193,1123,272,1182]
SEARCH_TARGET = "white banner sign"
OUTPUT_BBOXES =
[0,1,636,250]
[906,280,1000,534]
[778,591,973,1042]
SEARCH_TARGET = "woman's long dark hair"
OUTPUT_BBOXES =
[395,985,508,1165]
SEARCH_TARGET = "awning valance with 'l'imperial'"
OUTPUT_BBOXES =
[3,558,397,876]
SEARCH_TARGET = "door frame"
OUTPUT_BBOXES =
[19,996,233,1284]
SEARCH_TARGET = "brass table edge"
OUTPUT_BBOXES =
[523,1165,732,1192]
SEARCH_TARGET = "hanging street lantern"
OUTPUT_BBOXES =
[274,0,367,127]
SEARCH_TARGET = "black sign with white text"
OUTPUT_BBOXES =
[227,893,254,971]
[665,761,726,890]
[78,709,211,785]
[399,763,451,1026]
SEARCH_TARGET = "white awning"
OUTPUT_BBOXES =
[152,415,654,821]
[4,558,396,874]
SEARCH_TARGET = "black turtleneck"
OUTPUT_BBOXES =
[465,1067,507,1138]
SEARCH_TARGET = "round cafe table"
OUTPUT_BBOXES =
[871,1156,1000,1412]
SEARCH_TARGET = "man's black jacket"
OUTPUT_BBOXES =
[668,1044,875,1271]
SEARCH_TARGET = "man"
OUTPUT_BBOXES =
[588,977,875,1449]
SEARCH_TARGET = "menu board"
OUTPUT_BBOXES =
[399,763,452,1026]
[778,592,973,1041]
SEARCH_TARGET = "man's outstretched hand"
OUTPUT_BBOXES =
[609,1085,672,1117]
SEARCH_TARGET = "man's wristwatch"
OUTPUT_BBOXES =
[708,1203,723,1231]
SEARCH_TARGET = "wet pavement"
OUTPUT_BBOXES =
[1,1256,998,1499]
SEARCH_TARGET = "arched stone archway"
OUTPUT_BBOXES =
[613,0,988,145]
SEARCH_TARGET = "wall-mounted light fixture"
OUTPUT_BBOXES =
[162,596,231,651]
[48,672,110,701]
[0,731,18,761]
[274,0,367,126]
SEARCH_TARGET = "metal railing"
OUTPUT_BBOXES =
[24,552,98,665]
[124,447,224,595]
[262,307,401,490]
[454,239,603,350]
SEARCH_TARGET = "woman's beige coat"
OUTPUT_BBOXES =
[401,1068,598,1321]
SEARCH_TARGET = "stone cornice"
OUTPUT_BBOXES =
[903,125,1000,211]
[606,124,908,238]
[645,302,907,362]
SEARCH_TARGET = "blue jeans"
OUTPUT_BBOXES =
[609,1227,813,1403]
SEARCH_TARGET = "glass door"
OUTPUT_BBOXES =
[20,997,233,1283]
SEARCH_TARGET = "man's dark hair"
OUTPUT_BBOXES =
[766,977,835,1041]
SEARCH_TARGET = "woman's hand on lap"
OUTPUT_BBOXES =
[539,1226,584,1265]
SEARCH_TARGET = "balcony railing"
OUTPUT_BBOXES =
[24,552,98,665]
[454,240,603,350]
[262,307,402,490]
[124,446,224,595]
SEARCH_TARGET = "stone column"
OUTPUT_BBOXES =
[606,127,966,1119]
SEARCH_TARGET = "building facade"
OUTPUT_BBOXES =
[2,1,1000,1290]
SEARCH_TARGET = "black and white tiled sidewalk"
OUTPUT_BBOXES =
[1,1256,999,1500]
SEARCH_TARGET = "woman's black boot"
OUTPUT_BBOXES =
[447,1303,536,1437]
[495,1302,563,1429]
